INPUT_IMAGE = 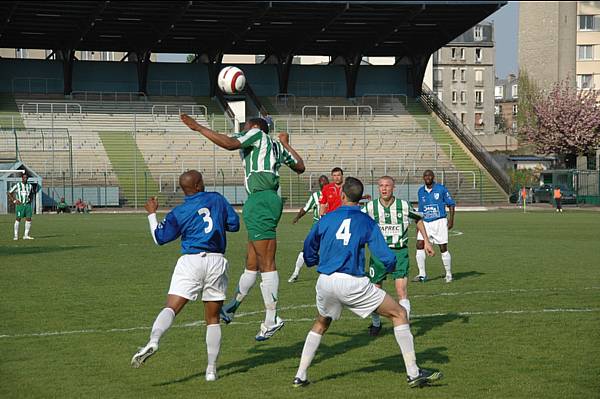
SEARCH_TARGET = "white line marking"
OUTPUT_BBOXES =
[1,307,599,340]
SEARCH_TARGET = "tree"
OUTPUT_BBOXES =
[522,78,600,160]
[517,68,540,140]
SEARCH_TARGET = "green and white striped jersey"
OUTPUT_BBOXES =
[233,128,298,194]
[362,197,422,249]
[9,182,33,204]
[303,191,322,223]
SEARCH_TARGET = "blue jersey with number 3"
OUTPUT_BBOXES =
[154,191,240,254]
[303,205,396,277]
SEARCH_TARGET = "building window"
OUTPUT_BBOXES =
[495,85,504,99]
[452,68,458,82]
[452,91,458,103]
[460,91,467,103]
[434,68,443,85]
[436,91,443,102]
[460,48,466,60]
[475,48,483,63]
[475,112,484,130]
[512,120,517,131]
[578,45,593,60]
[460,112,466,124]
[475,90,483,106]
[475,70,483,86]
[578,15,595,31]
[512,84,518,98]
[495,105,500,115]
[460,69,466,82]
[512,104,518,115]
[15,48,28,59]
[577,74,593,89]
[451,48,457,60]
[474,25,483,41]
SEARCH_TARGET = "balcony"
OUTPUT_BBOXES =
[475,101,484,109]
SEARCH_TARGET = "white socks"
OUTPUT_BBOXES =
[416,249,426,277]
[295,331,322,381]
[14,221,19,238]
[292,252,305,277]
[399,299,411,319]
[205,324,221,373]
[260,271,280,327]
[393,324,419,379]
[235,269,258,303]
[24,221,31,237]
[149,308,176,345]
[441,251,452,276]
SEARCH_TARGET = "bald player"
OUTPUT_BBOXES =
[131,170,240,382]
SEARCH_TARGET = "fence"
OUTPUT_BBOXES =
[301,105,373,120]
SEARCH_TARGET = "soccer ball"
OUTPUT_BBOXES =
[217,66,246,94]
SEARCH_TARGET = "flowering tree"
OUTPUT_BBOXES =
[523,79,600,157]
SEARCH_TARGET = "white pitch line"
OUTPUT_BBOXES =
[0,307,599,340]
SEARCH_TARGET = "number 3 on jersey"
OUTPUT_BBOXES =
[336,218,351,245]
[197,208,213,233]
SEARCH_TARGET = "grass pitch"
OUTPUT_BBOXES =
[1,210,599,398]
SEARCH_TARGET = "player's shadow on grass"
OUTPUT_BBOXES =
[317,346,449,384]
[411,313,470,338]
[0,245,92,256]
[427,271,485,282]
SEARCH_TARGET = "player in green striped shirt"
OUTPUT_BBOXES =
[8,173,36,240]
[289,175,329,282]
[180,114,305,341]
[362,176,434,336]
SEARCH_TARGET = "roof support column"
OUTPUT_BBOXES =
[56,49,75,95]
[136,50,152,95]
[276,52,293,94]
[207,52,223,98]
[408,54,429,97]
[344,53,362,98]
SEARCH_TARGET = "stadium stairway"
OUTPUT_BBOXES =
[403,98,507,203]
[0,94,25,130]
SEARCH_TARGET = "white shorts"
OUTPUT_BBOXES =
[168,253,229,302]
[417,218,448,245]
[315,273,386,320]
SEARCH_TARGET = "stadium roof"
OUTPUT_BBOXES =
[0,1,505,57]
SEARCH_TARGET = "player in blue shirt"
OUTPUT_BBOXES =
[293,177,443,389]
[414,170,456,283]
[131,170,239,382]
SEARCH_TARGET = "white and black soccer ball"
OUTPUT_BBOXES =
[217,66,246,94]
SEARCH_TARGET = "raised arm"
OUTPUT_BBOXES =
[278,132,305,174]
[145,197,181,245]
[180,114,241,151]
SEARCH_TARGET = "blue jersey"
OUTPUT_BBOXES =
[303,205,396,277]
[154,191,240,254]
[417,183,456,222]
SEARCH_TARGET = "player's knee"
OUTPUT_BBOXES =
[313,316,332,334]
[416,240,425,250]
[391,306,409,324]
[440,244,448,253]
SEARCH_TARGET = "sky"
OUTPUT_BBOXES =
[485,1,519,78]
[157,1,521,78]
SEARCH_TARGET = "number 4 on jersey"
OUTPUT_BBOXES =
[336,218,351,245]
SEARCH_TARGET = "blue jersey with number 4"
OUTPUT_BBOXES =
[303,205,396,277]
[418,183,456,222]
[154,191,240,254]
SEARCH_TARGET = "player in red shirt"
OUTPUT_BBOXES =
[319,167,344,216]
[320,167,370,215]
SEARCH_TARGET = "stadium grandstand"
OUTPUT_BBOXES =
[0,1,509,211]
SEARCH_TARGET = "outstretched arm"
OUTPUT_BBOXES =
[278,132,305,174]
[180,114,241,151]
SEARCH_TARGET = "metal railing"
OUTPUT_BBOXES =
[151,104,208,119]
[301,105,373,120]
[11,77,63,94]
[148,80,194,96]
[420,83,510,194]
[273,117,316,134]
[21,102,83,115]
[360,93,408,106]
[71,91,147,102]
